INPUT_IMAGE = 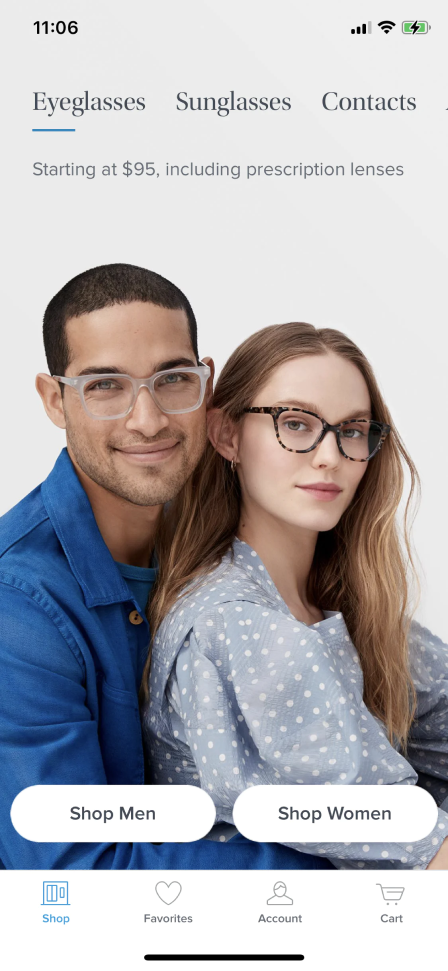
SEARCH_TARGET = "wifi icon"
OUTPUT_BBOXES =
[378,20,396,33]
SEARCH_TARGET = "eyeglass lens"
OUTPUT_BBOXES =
[81,371,203,418]
[276,411,383,459]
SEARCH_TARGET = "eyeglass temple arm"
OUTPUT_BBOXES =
[53,375,79,386]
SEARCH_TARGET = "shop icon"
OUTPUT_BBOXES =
[42,881,70,905]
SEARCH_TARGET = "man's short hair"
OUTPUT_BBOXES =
[43,263,199,376]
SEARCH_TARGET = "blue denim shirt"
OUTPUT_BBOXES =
[0,449,328,871]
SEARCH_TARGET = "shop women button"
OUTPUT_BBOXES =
[233,785,438,842]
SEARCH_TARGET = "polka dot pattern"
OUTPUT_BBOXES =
[145,539,448,868]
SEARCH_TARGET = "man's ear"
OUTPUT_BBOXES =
[35,374,67,430]
[207,408,239,462]
[200,356,215,407]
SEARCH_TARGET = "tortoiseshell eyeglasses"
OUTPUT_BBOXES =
[243,407,391,462]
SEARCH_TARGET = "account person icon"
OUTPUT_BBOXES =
[267,882,293,906]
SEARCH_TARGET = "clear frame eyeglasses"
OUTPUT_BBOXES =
[243,406,391,462]
[53,364,211,420]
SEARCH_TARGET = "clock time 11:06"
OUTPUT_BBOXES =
[34,21,78,34]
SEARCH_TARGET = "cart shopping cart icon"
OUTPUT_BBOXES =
[376,884,405,905]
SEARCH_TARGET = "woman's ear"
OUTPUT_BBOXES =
[201,356,215,407]
[207,408,239,462]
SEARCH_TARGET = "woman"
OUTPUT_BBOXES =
[143,322,448,869]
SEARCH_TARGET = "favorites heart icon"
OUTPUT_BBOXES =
[155,881,182,905]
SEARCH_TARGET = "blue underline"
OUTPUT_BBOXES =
[32,128,76,132]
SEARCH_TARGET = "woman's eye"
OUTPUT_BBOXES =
[281,416,309,432]
[341,426,364,439]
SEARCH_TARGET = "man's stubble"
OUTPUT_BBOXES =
[65,414,207,507]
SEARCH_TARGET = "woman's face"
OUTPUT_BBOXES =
[234,352,371,535]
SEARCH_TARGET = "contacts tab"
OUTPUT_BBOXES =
[10,785,215,842]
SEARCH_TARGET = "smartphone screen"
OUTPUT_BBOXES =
[1,3,446,969]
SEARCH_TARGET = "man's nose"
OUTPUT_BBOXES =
[310,429,341,468]
[124,386,170,436]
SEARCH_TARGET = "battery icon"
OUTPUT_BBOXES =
[402,21,430,33]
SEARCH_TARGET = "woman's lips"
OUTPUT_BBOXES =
[115,442,180,464]
[297,483,343,502]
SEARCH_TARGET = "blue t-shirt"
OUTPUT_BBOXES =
[116,562,157,615]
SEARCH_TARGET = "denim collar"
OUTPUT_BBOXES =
[41,448,132,609]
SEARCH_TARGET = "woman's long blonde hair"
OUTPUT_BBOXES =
[145,323,419,748]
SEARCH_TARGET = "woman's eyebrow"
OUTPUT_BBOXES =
[274,399,372,420]
[275,398,321,412]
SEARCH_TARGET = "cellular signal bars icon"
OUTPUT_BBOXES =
[351,22,372,34]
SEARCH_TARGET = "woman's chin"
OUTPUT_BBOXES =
[273,511,342,534]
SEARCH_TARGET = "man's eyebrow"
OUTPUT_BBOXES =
[156,357,198,371]
[76,358,198,377]
[77,366,123,376]
[274,399,372,420]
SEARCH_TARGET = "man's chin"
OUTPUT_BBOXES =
[106,452,196,507]
[101,474,181,507]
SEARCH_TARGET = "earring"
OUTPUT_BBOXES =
[230,458,237,474]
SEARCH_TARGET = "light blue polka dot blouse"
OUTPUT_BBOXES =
[145,539,448,869]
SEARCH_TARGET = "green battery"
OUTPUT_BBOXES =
[402,21,429,33]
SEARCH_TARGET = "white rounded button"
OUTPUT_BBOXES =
[11,785,216,843]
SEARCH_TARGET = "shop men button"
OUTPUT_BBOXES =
[70,805,156,823]
[10,784,216,842]
[129,609,144,625]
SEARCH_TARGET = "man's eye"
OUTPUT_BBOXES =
[159,372,188,385]
[86,379,121,392]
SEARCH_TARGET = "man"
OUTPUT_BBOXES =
[0,263,321,870]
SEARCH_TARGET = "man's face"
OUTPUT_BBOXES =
[56,302,211,506]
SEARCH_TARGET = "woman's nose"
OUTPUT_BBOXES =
[310,429,341,468]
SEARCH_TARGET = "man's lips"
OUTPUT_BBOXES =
[113,441,180,463]
[297,482,343,502]
[116,442,179,453]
